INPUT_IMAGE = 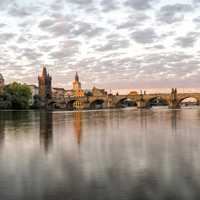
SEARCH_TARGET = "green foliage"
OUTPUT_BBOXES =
[32,94,42,109]
[2,82,32,109]
[84,90,93,97]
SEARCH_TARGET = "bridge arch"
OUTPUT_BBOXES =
[66,100,83,110]
[178,96,200,107]
[116,98,137,108]
[146,96,170,107]
[47,101,57,109]
[90,99,105,109]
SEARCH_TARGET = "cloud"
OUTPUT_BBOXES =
[157,4,193,24]
[125,0,157,10]
[65,0,95,11]
[100,0,119,12]
[193,16,200,27]
[146,44,165,50]
[50,0,64,11]
[0,0,15,9]
[71,22,105,37]
[38,16,74,37]
[131,28,159,44]
[175,37,195,48]
[175,32,199,48]
[20,48,43,61]
[0,23,6,28]
[0,33,16,44]
[17,36,27,43]
[49,40,80,59]
[0,0,200,89]
[39,19,55,29]
[39,16,105,38]
[67,0,93,5]
[95,39,129,51]
[193,0,200,4]
[7,3,40,17]
[117,13,149,30]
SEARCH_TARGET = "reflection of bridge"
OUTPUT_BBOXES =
[48,89,200,110]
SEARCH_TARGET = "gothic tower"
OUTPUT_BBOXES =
[38,65,52,100]
[73,72,81,91]
[0,73,4,93]
[72,72,84,97]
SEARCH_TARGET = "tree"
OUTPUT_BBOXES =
[32,94,42,109]
[3,82,32,109]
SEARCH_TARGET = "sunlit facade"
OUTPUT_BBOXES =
[72,72,84,97]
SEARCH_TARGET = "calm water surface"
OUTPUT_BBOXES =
[0,108,200,200]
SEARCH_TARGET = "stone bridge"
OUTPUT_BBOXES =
[48,89,200,110]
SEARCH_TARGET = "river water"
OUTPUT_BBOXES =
[0,108,200,200]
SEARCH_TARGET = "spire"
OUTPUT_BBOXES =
[42,65,47,76]
[0,73,4,80]
[75,72,79,82]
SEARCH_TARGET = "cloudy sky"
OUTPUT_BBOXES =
[0,0,200,91]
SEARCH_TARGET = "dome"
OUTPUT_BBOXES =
[0,73,3,80]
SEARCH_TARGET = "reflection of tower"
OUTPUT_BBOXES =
[38,65,52,100]
[171,110,178,135]
[73,112,82,145]
[140,110,147,131]
[0,112,5,148]
[40,112,53,152]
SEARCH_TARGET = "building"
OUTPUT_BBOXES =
[38,65,52,100]
[64,89,73,98]
[52,87,65,100]
[92,86,107,96]
[28,84,39,104]
[128,91,138,96]
[0,73,4,93]
[72,72,84,97]
[28,85,39,96]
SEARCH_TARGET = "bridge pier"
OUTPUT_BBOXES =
[168,101,180,109]
[136,100,148,109]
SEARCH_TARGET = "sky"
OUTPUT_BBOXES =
[0,0,200,92]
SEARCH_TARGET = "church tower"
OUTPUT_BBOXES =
[73,72,82,91]
[38,65,52,100]
[72,72,84,97]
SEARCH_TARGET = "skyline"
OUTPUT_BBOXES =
[0,0,200,90]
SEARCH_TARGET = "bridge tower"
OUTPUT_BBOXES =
[169,88,180,109]
[38,65,52,107]
[137,90,147,109]
[0,73,4,94]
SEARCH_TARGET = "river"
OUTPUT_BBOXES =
[0,107,200,200]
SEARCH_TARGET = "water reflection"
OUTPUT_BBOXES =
[0,112,5,148]
[171,110,178,134]
[139,109,148,130]
[73,112,82,145]
[39,112,53,152]
[0,109,200,199]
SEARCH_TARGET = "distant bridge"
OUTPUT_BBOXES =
[47,89,200,110]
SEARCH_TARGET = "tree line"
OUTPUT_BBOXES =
[0,82,32,109]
